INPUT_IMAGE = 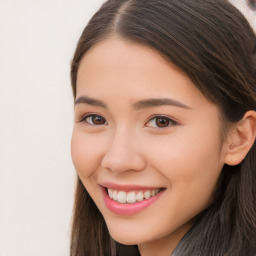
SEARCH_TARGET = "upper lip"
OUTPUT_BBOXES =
[100,182,164,192]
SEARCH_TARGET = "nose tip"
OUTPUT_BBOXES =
[101,137,146,174]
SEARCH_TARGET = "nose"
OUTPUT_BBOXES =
[101,129,146,174]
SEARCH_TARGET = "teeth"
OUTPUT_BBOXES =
[108,189,113,199]
[136,191,144,202]
[127,192,136,204]
[117,191,126,203]
[107,188,161,204]
[112,190,118,201]
[144,190,151,199]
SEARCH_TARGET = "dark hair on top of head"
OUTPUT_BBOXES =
[70,1,256,256]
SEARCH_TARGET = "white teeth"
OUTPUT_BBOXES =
[107,188,161,204]
[108,188,113,199]
[136,191,144,202]
[126,192,136,204]
[144,190,151,199]
[117,191,126,203]
[112,190,118,201]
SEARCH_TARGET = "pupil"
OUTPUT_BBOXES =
[156,118,169,127]
[93,116,105,124]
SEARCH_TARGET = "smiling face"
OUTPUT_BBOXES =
[71,37,228,254]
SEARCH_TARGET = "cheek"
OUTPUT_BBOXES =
[71,128,104,179]
[151,120,223,171]
[136,130,224,233]
[144,123,224,203]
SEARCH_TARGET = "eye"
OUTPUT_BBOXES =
[146,116,177,128]
[80,114,107,125]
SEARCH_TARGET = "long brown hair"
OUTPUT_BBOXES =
[70,1,256,255]
[248,0,256,10]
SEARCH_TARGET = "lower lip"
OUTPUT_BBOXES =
[102,187,165,216]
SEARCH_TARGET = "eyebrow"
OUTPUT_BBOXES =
[133,98,192,110]
[74,96,191,110]
[75,96,107,108]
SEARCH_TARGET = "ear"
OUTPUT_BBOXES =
[224,110,256,166]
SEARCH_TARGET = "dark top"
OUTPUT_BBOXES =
[116,221,256,256]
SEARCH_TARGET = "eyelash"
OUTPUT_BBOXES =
[146,116,178,128]
[79,114,107,125]
[79,114,178,128]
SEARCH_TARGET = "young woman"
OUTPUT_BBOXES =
[70,0,256,255]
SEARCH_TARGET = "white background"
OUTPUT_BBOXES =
[0,1,253,256]
[0,1,104,256]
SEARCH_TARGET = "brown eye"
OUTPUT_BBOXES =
[146,116,177,128]
[155,117,170,127]
[83,115,107,125]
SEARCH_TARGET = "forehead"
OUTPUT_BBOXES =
[76,37,213,112]
[77,36,177,84]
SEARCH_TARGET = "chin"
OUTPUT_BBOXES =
[111,235,139,246]
[106,222,150,245]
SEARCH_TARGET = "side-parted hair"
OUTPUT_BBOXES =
[70,1,256,255]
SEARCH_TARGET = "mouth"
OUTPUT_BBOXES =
[101,184,166,215]
[106,187,163,204]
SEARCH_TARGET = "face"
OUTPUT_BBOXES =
[71,37,227,252]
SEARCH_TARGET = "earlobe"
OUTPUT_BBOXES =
[224,111,256,166]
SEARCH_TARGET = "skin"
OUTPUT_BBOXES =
[71,37,230,256]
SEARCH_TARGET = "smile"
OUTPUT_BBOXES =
[101,185,166,215]
[107,188,161,204]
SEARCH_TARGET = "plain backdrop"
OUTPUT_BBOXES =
[0,1,104,256]
[0,1,253,256]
